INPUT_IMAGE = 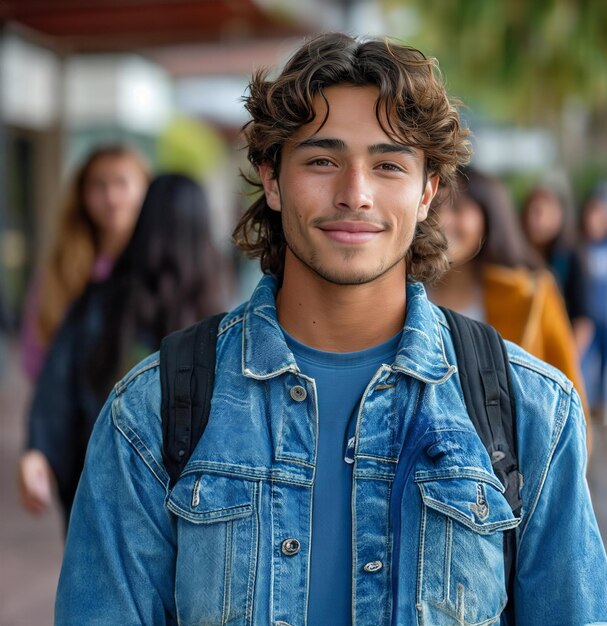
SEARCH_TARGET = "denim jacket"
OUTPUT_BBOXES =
[56,276,607,626]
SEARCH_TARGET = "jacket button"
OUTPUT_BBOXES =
[290,386,307,402]
[281,538,301,556]
[363,560,383,573]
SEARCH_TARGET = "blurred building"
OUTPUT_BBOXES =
[2,0,603,322]
[0,0,390,323]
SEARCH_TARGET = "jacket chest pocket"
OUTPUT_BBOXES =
[414,469,520,626]
[167,473,259,626]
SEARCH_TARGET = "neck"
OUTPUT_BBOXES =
[427,261,482,311]
[98,232,128,259]
[276,255,407,352]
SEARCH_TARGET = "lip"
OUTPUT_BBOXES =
[318,221,384,244]
[319,221,383,233]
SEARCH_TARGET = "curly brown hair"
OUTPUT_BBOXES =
[233,32,471,283]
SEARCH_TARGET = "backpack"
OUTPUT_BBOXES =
[160,308,521,622]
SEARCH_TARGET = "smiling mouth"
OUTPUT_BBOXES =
[318,221,384,244]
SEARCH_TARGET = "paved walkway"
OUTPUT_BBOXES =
[0,340,63,626]
[1,338,606,625]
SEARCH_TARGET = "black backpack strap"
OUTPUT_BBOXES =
[440,306,521,624]
[439,306,521,514]
[160,313,225,487]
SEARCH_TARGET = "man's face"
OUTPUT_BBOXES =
[259,84,438,286]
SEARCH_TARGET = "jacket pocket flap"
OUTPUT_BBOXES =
[415,469,520,534]
[166,473,254,524]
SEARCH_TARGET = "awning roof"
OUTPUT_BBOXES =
[0,0,309,52]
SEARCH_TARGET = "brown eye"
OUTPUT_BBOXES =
[378,163,404,173]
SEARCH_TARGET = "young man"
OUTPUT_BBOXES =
[56,33,607,625]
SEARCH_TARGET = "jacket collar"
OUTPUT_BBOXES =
[242,274,454,383]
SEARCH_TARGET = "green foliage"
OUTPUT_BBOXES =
[383,0,607,125]
[156,117,228,181]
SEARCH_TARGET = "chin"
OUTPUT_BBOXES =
[314,266,392,287]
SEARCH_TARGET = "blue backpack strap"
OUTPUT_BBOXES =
[440,306,521,623]
[160,313,225,487]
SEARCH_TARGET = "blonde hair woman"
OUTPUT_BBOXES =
[21,145,150,380]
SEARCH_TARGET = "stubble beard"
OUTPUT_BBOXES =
[284,233,410,287]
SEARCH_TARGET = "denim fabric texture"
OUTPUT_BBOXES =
[56,275,607,626]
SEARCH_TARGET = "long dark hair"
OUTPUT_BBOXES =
[457,166,543,270]
[90,174,230,396]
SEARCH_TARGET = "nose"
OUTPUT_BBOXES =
[334,165,373,211]
[105,182,124,209]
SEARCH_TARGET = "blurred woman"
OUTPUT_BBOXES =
[521,185,594,353]
[428,166,587,404]
[19,174,231,524]
[579,187,607,419]
[21,145,150,381]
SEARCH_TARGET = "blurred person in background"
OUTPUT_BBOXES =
[20,144,149,382]
[428,166,587,406]
[580,184,607,420]
[0,269,10,377]
[520,184,594,355]
[18,173,231,525]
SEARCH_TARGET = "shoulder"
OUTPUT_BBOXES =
[437,304,576,443]
[104,305,248,486]
[502,339,576,447]
[110,302,249,431]
[504,338,572,395]
[112,352,163,457]
[482,264,535,295]
[502,340,585,512]
[114,350,161,397]
[438,303,573,399]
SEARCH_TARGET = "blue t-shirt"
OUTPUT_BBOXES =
[283,329,401,626]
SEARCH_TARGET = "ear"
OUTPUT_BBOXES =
[416,174,439,223]
[258,162,281,212]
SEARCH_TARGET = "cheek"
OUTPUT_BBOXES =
[388,187,425,224]
[447,211,485,261]
[124,184,145,213]
[282,180,320,217]
[84,192,106,222]
[467,211,485,242]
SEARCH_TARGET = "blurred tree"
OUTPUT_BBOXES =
[380,0,607,173]
[156,117,228,182]
[383,0,607,125]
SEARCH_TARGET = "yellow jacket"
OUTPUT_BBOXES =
[483,264,589,414]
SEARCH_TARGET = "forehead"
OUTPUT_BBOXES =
[290,84,415,149]
[298,84,388,135]
[86,155,142,180]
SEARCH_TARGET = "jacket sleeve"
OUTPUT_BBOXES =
[539,272,589,413]
[27,308,81,504]
[513,388,607,624]
[563,249,591,322]
[55,383,177,625]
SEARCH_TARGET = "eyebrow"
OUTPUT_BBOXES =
[293,138,346,151]
[293,137,416,157]
[368,143,417,157]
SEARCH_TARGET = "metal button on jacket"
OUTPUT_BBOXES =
[281,538,301,556]
[363,560,383,573]
[290,386,307,402]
